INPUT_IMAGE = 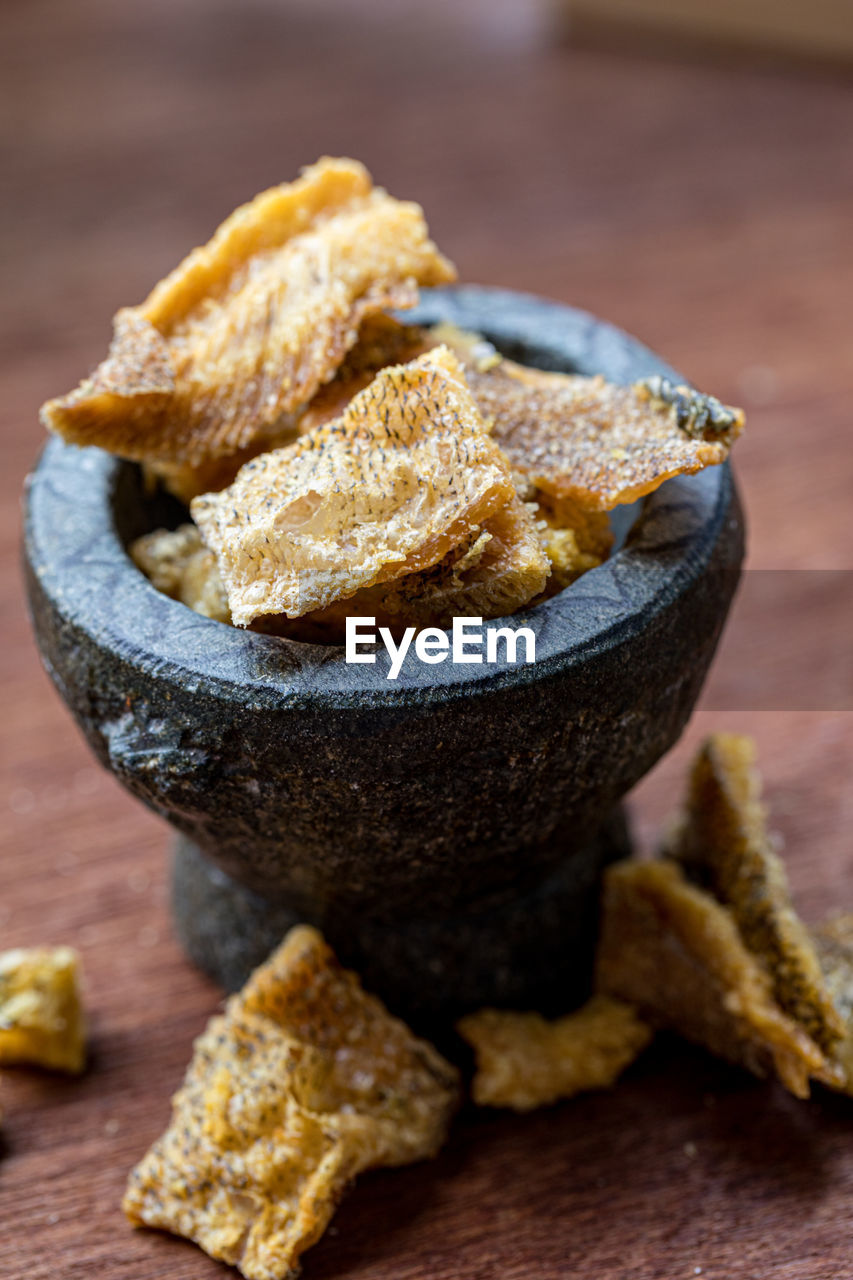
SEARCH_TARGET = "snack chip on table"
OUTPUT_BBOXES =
[458,995,653,1112]
[664,732,844,1054]
[0,946,86,1075]
[123,925,459,1280]
[597,734,853,1100]
[596,857,835,1099]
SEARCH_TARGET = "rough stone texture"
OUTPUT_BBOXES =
[23,286,744,1017]
[172,807,632,1028]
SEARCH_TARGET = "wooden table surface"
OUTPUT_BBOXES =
[3,3,853,1277]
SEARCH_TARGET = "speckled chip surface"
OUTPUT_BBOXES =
[191,346,516,624]
[0,946,86,1074]
[665,733,844,1055]
[123,925,459,1280]
[596,859,837,1099]
[40,157,455,467]
[458,995,652,1112]
[462,359,743,511]
[147,315,430,504]
[812,915,853,1092]
[352,492,549,628]
[283,491,548,635]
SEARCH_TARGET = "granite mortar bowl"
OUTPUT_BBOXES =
[23,286,744,1025]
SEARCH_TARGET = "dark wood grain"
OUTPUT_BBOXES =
[2,4,853,1277]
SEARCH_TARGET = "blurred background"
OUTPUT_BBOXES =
[3,6,853,1277]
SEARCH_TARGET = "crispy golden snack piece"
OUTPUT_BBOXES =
[296,313,429,437]
[596,860,838,1099]
[420,326,617,589]
[458,995,652,1112]
[130,524,231,623]
[149,315,429,504]
[132,499,546,639]
[536,493,613,563]
[429,323,742,511]
[280,491,549,636]
[143,442,296,510]
[0,947,86,1074]
[41,158,455,467]
[191,347,516,625]
[534,493,613,594]
[812,915,853,1092]
[124,925,459,1280]
[665,734,844,1055]
[425,321,743,510]
[359,494,549,627]
[470,364,743,511]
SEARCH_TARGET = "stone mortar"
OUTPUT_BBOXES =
[23,286,745,1025]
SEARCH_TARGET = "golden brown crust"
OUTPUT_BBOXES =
[123,925,458,1280]
[441,350,741,510]
[41,158,455,467]
[41,310,175,460]
[131,496,547,639]
[665,734,844,1055]
[475,364,741,510]
[273,491,548,637]
[191,347,516,625]
[143,442,297,508]
[363,494,548,627]
[457,996,652,1112]
[129,524,231,623]
[295,313,430,437]
[595,860,834,1099]
[0,947,86,1074]
[811,916,853,1093]
[416,322,742,510]
[533,492,613,594]
[147,315,429,504]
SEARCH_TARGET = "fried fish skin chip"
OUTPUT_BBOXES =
[191,346,516,625]
[0,947,86,1074]
[457,995,653,1112]
[130,523,231,623]
[359,494,549,628]
[595,860,836,1099]
[279,491,549,636]
[809,915,853,1093]
[239,926,460,1164]
[295,313,430,438]
[123,926,459,1280]
[41,157,455,467]
[665,734,845,1056]
[474,364,742,510]
[143,439,298,508]
[420,322,743,511]
[148,315,430,504]
[132,497,545,637]
[534,492,613,594]
[124,1010,359,1280]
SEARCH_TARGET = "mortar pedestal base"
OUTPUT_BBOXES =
[171,807,631,1029]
